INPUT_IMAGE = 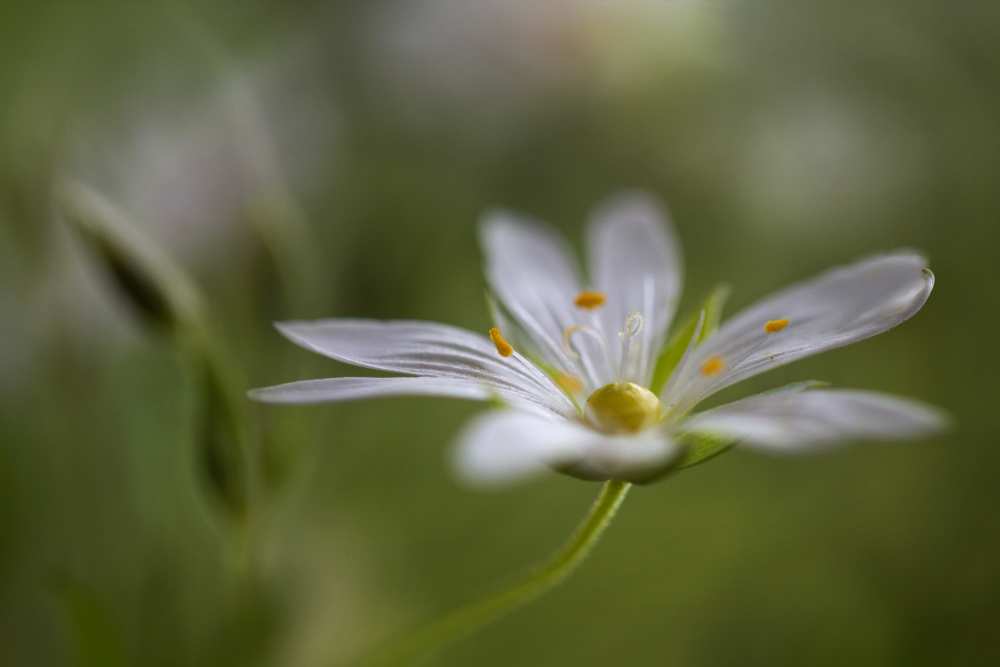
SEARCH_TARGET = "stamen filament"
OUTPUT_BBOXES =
[561,324,606,391]
[554,372,584,396]
[562,325,586,359]
[618,312,645,382]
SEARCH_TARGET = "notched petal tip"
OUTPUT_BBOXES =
[898,262,936,320]
[921,266,935,289]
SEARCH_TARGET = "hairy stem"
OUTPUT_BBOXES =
[360,480,631,666]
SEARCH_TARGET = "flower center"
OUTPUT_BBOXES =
[585,382,661,433]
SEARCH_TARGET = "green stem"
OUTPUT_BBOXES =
[360,480,632,666]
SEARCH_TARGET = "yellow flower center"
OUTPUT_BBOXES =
[586,382,661,433]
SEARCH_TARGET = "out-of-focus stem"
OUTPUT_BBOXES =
[360,480,631,666]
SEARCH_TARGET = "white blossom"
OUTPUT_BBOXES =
[251,193,944,486]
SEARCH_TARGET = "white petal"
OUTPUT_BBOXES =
[680,388,947,453]
[587,192,683,386]
[664,253,934,414]
[453,410,678,486]
[480,212,585,380]
[275,319,574,415]
[248,376,550,415]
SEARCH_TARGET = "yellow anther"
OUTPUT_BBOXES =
[554,372,584,395]
[574,290,607,310]
[489,326,513,357]
[700,355,725,376]
[764,319,789,334]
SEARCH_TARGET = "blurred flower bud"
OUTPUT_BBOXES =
[60,182,255,525]
[58,182,202,332]
[194,350,252,523]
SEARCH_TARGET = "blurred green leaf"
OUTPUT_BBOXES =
[48,574,127,667]
[62,182,257,526]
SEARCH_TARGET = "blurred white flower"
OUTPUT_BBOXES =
[737,92,926,234]
[51,41,334,350]
[364,0,719,140]
[252,193,944,485]
[67,50,333,268]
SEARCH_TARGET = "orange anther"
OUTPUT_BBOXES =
[489,326,514,357]
[700,356,725,376]
[764,319,789,334]
[574,291,607,310]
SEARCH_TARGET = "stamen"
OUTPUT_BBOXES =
[700,355,725,376]
[574,290,607,310]
[618,312,645,381]
[621,312,644,338]
[489,326,513,357]
[562,324,585,358]
[563,324,604,358]
[554,372,584,395]
[764,318,789,334]
[563,323,614,389]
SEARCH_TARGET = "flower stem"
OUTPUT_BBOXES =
[360,480,632,666]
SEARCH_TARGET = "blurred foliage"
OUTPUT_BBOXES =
[2,1,1000,666]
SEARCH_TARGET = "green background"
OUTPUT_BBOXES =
[2,1,998,665]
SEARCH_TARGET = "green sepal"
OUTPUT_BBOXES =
[486,392,509,410]
[484,290,507,333]
[650,284,730,395]
[622,433,736,484]
[697,284,730,344]
[674,432,737,470]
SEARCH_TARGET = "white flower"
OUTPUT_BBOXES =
[250,192,945,486]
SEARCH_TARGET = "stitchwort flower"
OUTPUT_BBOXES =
[250,193,944,485]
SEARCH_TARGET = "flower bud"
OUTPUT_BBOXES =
[194,350,252,523]
[58,182,202,331]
